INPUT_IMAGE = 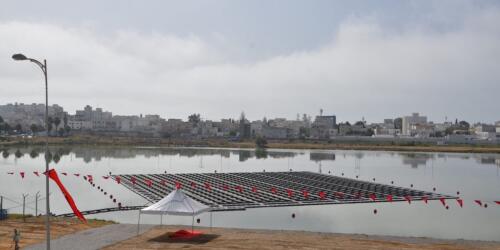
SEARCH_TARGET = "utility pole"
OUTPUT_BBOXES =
[35,191,40,216]
[22,194,29,222]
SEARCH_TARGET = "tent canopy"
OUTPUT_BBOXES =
[140,189,210,216]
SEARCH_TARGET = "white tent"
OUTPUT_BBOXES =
[137,189,211,233]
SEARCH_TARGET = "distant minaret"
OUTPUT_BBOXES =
[320,108,323,116]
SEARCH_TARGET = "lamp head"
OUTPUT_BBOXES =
[12,53,28,61]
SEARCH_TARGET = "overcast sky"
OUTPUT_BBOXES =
[1,0,499,123]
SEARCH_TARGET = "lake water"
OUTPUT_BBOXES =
[1,146,499,241]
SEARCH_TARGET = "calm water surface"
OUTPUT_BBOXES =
[1,146,499,241]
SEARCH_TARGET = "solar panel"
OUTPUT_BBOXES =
[112,171,455,211]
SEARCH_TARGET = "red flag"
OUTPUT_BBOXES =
[62,172,67,176]
[369,193,376,201]
[386,195,393,202]
[20,172,25,179]
[33,171,40,177]
[495,201,500,205]
[87,175,93,182]
[336,192,344,199]
[422,196,428,204]
[355,192,361,199]
[319,191,326,200]
[302,190,309,198]
[47,169,86,223]
[404,195,412,204]
[115,176,121,184]
[456,199,463,208]
[439,198,446,207]
[74,173,80,177]
[205,182,211,191]
[286,189,293,197]
[146,179,152,187]
[131,177,137,185]
[102,176,110,180]
[270,187,277,194]
[251,186,257,193]
[175,181,181,189]
[474,200,482,206]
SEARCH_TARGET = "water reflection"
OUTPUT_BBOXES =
[0,146,303,163]
[400,153,433,168]
[1,146,500,169]
[309,152,336,162]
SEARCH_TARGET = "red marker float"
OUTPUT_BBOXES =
[20,172,25,178]
[205,182,211,191]
[131,177,137,185]
[369,193,376,201]
[404,195,412,204]
[286,189,293,197]
[115,176,121,184]
[474,200,482,207]
[270,187,277,194]
[456,199,463,208]
[386,195,393,202]
[439,198,446,207]
[302,190,309,199]
[251,186,257,193]
[318,191,326,200]
[33,171,39,177]
[422,196,428,204]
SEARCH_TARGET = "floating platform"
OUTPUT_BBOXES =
[112,171,455,211]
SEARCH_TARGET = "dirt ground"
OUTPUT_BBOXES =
[0,215,112,250]
[105,226,500,250]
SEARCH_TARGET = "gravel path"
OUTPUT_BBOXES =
[25,224,153,250]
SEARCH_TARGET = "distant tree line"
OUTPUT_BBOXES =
[0,115,71,136]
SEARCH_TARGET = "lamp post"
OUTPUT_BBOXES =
[12,53,51,250]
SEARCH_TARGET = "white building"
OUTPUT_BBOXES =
[402,113,428,136]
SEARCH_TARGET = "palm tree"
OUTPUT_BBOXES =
[30,124,38,135]
[54,117,61,135]
[47,117,53,135]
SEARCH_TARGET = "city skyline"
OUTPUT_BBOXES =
[1,1,500,123]
[0,101,494,125]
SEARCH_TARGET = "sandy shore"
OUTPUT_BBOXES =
[0,215,112,249]
[104,226,500,250]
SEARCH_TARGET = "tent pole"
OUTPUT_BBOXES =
[137,211,141,235]
[191,215,194,233]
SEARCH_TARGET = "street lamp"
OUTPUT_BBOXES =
[12,53,51,250]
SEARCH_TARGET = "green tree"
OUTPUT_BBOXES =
[58,127,65,136]
[15,124,22,133]
[459,121,470,129]
[188,114,201,124]
[54,117,61,134]
[394,118,403,130]
[255,136,268,148]
[47,117,53,135]
[30,124,38,135]
[64,125,71,135]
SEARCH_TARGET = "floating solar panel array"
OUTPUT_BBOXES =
[112,171,455,211]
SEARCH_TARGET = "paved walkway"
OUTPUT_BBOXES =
[25,224,153,250]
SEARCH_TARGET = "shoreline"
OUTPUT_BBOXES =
[2,135,500,154]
